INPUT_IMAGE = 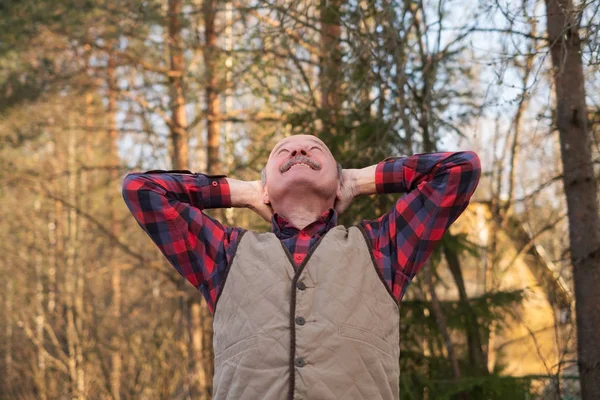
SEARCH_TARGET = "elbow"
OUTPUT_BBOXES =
[122,173,138,194]
[460,151,481,179]
[464,151,482,195]
[468,151,481,174]
[121,173,145,203]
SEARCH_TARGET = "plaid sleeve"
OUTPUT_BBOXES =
[121,171,242,313]
[361,151,481,301]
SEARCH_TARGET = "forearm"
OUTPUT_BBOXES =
[346,165,378,196]
[226,178,260,208]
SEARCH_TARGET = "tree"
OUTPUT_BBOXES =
[545,0,600,397]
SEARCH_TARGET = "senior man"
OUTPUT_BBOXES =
[122,134,481,400]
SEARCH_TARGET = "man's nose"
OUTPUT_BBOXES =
[290,148,308,157]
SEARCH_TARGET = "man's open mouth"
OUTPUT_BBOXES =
[280,156,322,173]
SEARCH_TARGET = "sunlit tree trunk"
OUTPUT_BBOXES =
[48,138,63,398]
[319,0,343,134]
[65,127,85,400]
[35,218,48,400]
[107,54,122,400]
[223,1,235,225]
[168,0,189,170]
[168,1,210,398]
[197,0,220,395]
[545,0,600,397]
[205,0,221,175]
[4,276,13,394]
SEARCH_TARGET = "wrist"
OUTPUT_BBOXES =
[246,180,264,210]
[352,165,377,196]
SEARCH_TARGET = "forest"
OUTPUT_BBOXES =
[1,0,599,399]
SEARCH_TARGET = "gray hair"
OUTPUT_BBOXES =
[261,163,343,185]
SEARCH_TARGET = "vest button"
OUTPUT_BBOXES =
[295,317,306,325]
[296,281,306,290]
[294,357,305,367]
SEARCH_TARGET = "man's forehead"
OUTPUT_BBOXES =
[271,135,328,155]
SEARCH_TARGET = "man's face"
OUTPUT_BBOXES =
[263,135,340,207]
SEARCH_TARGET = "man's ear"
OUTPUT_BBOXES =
[262,185,270,205]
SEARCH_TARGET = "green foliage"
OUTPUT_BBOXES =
[400,374,537,399]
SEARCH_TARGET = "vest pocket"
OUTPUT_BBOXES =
[338,324,393,356]
[214,335,258,367]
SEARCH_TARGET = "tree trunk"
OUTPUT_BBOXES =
[197,0,221,396]
[545,0,600,397]
[4,276,13,395]
[204,0,221,174]
[319,0,343,133]
[223,0,235,225]
[107,53,122,400]
[444,244,488,375]
[35,230,48,400]
[168,1,211,397]
[386,1,413,151]
[66,127,85,400]
[168,0,189,170]
[423,263,461,379]
[48,140,63,397]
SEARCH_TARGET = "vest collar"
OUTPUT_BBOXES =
[271,208,338,239]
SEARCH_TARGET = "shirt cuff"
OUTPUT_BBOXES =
[375,157,408,194]
[201,175,232,209]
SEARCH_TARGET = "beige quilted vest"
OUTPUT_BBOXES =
[212,225,400,400]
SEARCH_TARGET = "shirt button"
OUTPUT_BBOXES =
[295,358,305,368]
[296,281,306,290]
[295,317,306,325]
[299,231,308,238]
[211,181,218,187]
[295,255,303,261]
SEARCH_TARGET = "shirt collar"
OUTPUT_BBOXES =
[271,208,338,239]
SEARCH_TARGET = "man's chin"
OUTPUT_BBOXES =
[280,173,319,185]
[272,177,335,198]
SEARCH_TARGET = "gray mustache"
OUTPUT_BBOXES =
[280,156,322,173]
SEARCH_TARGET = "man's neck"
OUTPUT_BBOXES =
[272,197,333,231]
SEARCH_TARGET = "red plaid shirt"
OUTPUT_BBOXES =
[123,152,480,314]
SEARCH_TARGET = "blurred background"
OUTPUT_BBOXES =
[1,0,599,399]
